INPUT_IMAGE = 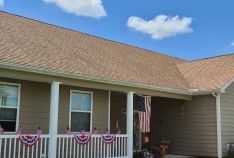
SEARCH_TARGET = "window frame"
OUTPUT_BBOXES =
[69,90,93,132]
[0,81,21,133]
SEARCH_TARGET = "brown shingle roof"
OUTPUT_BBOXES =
[0,11,234,93]
[0,11,190,91]
[177,53,234,91]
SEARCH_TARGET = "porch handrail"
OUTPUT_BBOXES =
[57,134,128,138]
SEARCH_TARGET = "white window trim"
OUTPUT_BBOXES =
[69,90,93,132]
[0,81,21,133]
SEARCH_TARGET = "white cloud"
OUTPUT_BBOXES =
[43,0,107,19]
[127,15,193,40]
[231,41,234,46]
[0,0,4,7]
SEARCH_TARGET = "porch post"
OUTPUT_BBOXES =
[127,91,134,158]
[48,81,60,158]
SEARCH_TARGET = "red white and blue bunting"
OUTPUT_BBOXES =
[102,134,116,144]
[19,135,40,147]
[18,126,41,147]
[74,132,91,145]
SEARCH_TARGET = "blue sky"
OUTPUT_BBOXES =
[1,0,234,60]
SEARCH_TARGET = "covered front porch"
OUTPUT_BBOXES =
[0,68,192,158]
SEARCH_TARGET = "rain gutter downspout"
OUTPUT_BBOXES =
[212,92,222,158]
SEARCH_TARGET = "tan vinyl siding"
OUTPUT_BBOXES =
[58,85,109,134]
[110,92,127,134]
[221,83,234,157]
[0,77,108,134]
[151,95,217,157]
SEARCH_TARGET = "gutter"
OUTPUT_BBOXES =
[0,61,225,96]
[0,61,192,95]
[212,92,222,158]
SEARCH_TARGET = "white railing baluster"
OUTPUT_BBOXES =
[69,137,72,158]
[22,143,25,158]
[27,145,29,158]
[3,138,6,158]
[32,142,34,158]
[76,140,79,158]
[44,137,48,158]
[115,136,117,157]
[94,137,96,158]
[119,137,120,157]
[80,143,83,158]
[103,139,106,158]
[100,137,103,158]
[13,138,16,158]
[87,141,90,158]
[66,137,68,158]
[73,137,75,158]
[84,144,86,158]
[8,138,11,158]
[62,137,65,158]
[35,139,38,158]
[18,139,21,158]
[91,136,93,158]
[58,137,61,158]
[40,137,43,158]
[107,143,109,157]
[97,137,99,158]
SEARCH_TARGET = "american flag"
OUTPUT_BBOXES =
[138,96,151,133]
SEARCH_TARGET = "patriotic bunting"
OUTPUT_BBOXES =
[102,134,116,144]
[18,126,41,147]
[74,131,91,145]
[19,135,40,147]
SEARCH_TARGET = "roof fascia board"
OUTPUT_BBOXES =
[0,61,191,95]
[219,76,234,93]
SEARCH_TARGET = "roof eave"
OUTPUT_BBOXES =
[219,76,234,93]
[1,61,228,96]
[0,61,191,95]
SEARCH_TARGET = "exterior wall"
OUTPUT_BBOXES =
[0,77,108,134]
[110,92,127,134]
[58,85,109,134]
[151,95,217,157]
[221,83,234,157]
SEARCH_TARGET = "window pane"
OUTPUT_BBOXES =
[0,85,18,107]
[71,92,91,111]
[0,108,17,120]
[71,112,90,132]
[0,121,16,132]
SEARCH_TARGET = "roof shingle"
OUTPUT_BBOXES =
[0,11,234,93]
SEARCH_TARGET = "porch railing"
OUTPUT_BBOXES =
[0,134,128,158]
[0,134,49,158]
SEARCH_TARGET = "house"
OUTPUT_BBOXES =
[0,11,234,158]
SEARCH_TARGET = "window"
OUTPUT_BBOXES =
[0,83,19,132]
[70,91,92,132]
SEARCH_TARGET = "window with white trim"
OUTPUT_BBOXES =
[70,91,92,132]
[0,84,19,132]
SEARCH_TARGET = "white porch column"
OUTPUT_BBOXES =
[127,91,134,158]
[48,81,60,158]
